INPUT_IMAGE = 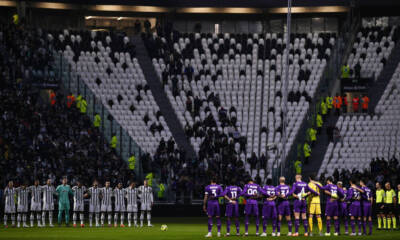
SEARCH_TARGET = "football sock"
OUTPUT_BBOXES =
[108,213,112,225]
[392,217,397,229]
[334,219,339,233]
[362,220,366,234]
[358,220,362,233]
[388,217,392,229]
[101,213,105,225]
[140,211,144,226]
[58,210,63,225]
[277,220,281,232]
[120,214,124,225]
[226,218,231,233]
[216,217,221,232]
[134,212,138,225]
[350,220,355,233]
[89,213,93,226]
[294,219,299,233]
[272,219,277,233]
[369,220,373,234]
[64,210,69,224]
[17,214,21,225]
[207,217,212,232]
[73,213,77,225]
[114,213,118,225]
[80,213,84,225]
[30,213,34,226]
[288,220,292,233]
[95,213,100,225]
[378,217,382,228]
[326,219,331,233]
[42,212,46,225]
[383,217,387,229]
[235,218,240,233]
[317,217,323,232]
[147,212,151,225]
[128,213,132,225]
[244,215,249,232]
[308,217,313,232]
[262,217,266,233]
[303,219,308,233]
[255,216,259,233]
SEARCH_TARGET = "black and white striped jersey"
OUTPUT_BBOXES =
[42,185,55,205]
[113,188,126,207]
[124,187,138,206]
[16,187,29,207]
[4,187,16,208]
[72,186,87,205]
[138,186,153,205]
[100,187,113,206]
[88,187,100,206]
[28,185,42,204]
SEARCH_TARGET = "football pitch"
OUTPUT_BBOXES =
[1,217,399,240]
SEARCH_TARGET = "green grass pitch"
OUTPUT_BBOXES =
[1,217,399,239]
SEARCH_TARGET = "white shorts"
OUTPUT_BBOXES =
[89,204,100,213]
[101,204,112,212]
[114,205,126,212]
[31,202,42,212]
[74,203,84,212]
[42,203,54,211]
[18,205,28,213]
[140,203,152,211]
[5,205,16,214]
[126,204,138,213]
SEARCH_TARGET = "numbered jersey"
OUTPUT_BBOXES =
[361,186,372,203]
[224,186,242,201]
[241,183,261,204]
[204,184,223,202]
[347,187,361,202]
[276,184,291,202]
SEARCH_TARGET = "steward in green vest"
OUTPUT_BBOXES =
[128,155,136,170]
[76,95,82,109]
[145,172,153,187]
[158,183,165,199]
[80,99,87,114]
[111,135,117,149]
[309,127,317,147]
[326,96,333,114]
[316,114,323,134]
[341,64,350,78]
[303,142,311,163]
[294,159,302,174]
[94,113,101,128]
[321,101,327,116]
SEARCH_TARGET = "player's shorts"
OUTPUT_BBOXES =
[262,203,277,219]
[42,203,54,211]
[325,202,339,217]
[89,204,100,213]
[293,200,307,214]
[277,201,291,216]
[376,203,384,213]
[58,202,70,211]
[140,203,152,211]
[114,205,126,212]
[384,204,395,214]
[348,203,361,217]
[362,202,372,217]
[126,204,138,213]
[5,205,16,214]
[31,202,42,212]
[207,201,220,217]
[225,203,239,218]
[339,203,348,217]
[74,203,84,212]
[101,204,112,212]
[244,203,259,216]
[17,205,28,213]
[308,203,322,215]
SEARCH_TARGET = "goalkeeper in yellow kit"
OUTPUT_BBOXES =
[307,174,323,236]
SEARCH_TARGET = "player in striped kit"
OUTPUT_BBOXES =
[42,179,56,227]
[72,181,86,227]
[3,181,16,228]
[125,182,139,227]
[28,180,43,227]
[86,180,101,227]
[16,183,30,228]
[138,179,153,227]
[113,182,126,227]
[100,181,113,227]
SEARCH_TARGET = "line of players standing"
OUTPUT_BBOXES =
[203,174,394,237]
[3,179,154,228]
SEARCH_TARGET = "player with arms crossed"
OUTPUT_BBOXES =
[42,179,56,227]
[312,177,343,236]
[113,182,126,227]
[86,180,101,227]
[222,180,242,236]
[275,176,293,236]
[203,178,223,237]
[138,179,154,227]
[125,181,139,227]
[347,178,364,236]
[307,174,323,236]
[28,179,43,227]
[56,177,74,226]
[290,174,319,236]
[3,181,16,228]
[16,182,30,228]
[360,179,373,235]
[384,182,397,230]
[259,178,278,236]
[241,179,262,236]
[375,182,385,230]
[72,180,86,227]
[100,180,113,227]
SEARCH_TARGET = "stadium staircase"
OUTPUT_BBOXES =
[131,35,197,159]
[368,42,400,112]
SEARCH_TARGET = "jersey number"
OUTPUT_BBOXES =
[247,188,258,196]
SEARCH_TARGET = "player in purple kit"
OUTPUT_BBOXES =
[275,176,293,236]
[289,174,319,236]
[240,179,262,236]
[222,180,242,236]
[360,179,373,235]
[347,178,364,236]
[203,178,223,237]
[312,177,343,236]
[337,181,349,234]
[259,178,278,237]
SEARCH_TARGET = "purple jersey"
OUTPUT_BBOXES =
[318,184,343,202]
[261,186,277,204]
[223,186,242,201]
[241,183,261,204]
[205,184,223,203]
[346,186,362,203]
[290,181,318,198]
[361,186,372,203]
[275,184,291,202]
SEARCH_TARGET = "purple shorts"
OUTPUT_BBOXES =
[262,202,277,219]
[293,200,307,214]
[362,202,372,217]
[225,203,239,218]
[339,202,348,217]
[348,202,361,217]
[207,201,220,217]
[244,203,259,216]
[277,201,291,216]
[325,201,339,217]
